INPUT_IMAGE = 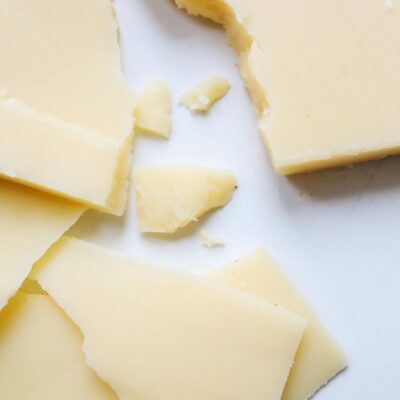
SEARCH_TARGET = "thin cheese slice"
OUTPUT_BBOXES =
[175,0,400,174]
[0,0,135,214]
[0,180,84,310]
[0,292,117,400]
[208,249,347,400]
[134,166,236,233]
[33,236,306,400]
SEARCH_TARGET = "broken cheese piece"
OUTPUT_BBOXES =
[175,0,400,174]
[0,180,84,311]
[0,292,117,400]
[209,249,347,400]
[200,229,225,247]
[33,236,306,400]
[135,79,172,138]
[0,0,135,214]
[181,75,230,112]
[134,166,236,233]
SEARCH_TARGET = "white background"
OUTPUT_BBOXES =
[71,0,400,398]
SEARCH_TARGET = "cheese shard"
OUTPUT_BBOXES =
[135,79,172,138]
[0,292,117,400]
[175,0,400,174]
[200,230,225,247]
[0,0,135,213]
[208,249,347,400]
[181,75,230,112]
[33,236,306,400]
[134,166,236,233]
[0,180,84,311]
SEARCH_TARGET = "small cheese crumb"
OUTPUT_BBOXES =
[200,230,225,248]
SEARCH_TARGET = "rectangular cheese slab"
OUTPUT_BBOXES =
[209,249,347,400]
[33,236,306,400]
[0,180,84,310]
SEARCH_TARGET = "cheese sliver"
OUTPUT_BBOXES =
[0,293,117,400]
[0,180,84,311]
[33,236,306,400]
[175,0,400,174]
[134,166,236,233]
[208,249,347,400]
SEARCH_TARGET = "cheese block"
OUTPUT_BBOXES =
[0,0,135,214]
[180,75,230,112]
[0,292,117,400]
[33,236,306,400]
[209,249,347,400]
[175,0,400,174]
[0,180,84,310]
[135,79,172,138]
[134,166,236,233]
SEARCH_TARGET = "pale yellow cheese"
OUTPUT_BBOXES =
[0,180,84,310]
[200,229,225,247]
[135,78,172,138]
[0,0,135,214]
[180,75,230,112]
[0,292,117,400]
[209,249,347,400]
[33,236,306,400]
[134,166,236,233]
[176,0,400,174]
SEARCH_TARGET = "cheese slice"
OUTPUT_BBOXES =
[134,166,236,233]
[0,292,117,400]
[175,0,400,174]
[180,75,230,112]
[135,78,172,138]
[0,180,84,310]
[33,236,306,400]
[0,0,135,214]
[208,249,347,400]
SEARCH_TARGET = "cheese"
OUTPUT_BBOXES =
[0,292,117,400]
[134,166,236,233]
[33,236,306,400]
[135,78,172,138]
[209,249,347,400]
[0,0,135,214]
[180,75,230,112]
[0,180,84,311]
[200,229,225,247]
[175,0,400,174]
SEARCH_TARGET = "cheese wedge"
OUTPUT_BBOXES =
[33,236,306,400]
[134,166,236,233]
[175,0,400,174]
[209,249,347,400]
[0,180,84,311]
[0,0,135,214]
[135,79,172,138]
[0,292,117,400]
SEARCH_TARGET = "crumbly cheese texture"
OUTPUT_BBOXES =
[0,292,117,400]
[0,0,135,214]
[135,79,172,138]
[33,236,306,400]
[175,0,400,174]
[134,166,236,233]
[0,180,84,311]
[209,249,347,400]
[180,75,230,112]
[200,230,225,247]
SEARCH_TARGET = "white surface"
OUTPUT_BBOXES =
[70,1,400,398]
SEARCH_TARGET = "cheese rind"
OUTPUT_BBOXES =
[33,236,306,400]
[209,249,347,400]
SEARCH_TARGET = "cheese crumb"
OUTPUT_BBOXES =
[200,230,225,247]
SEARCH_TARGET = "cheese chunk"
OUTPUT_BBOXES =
[0,180,84,310]
[209,249,347,400]
[181,75,230,112]
[135,79,172,138]
[134,166,236,233]
[0,0,135,214]
[0,292,117,400]
[33,236,306,400]
[176,0,400,174]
